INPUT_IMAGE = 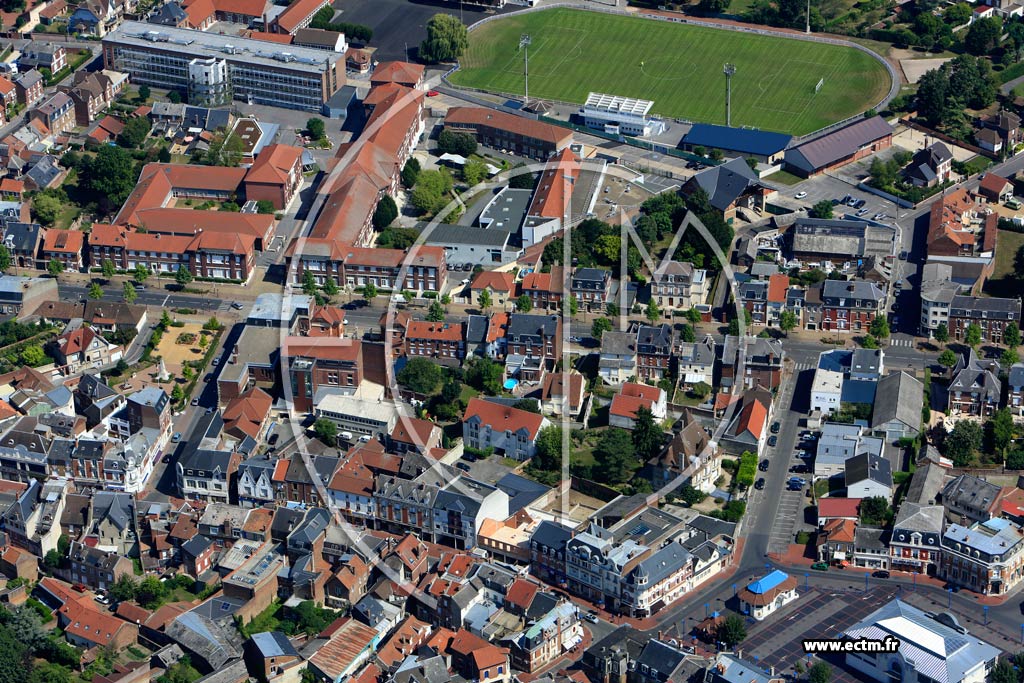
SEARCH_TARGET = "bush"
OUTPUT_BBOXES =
[710,500,746,522]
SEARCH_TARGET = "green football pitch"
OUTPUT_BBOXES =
[451,8,892,136]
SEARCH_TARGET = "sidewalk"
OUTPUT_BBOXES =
[770,542,1016,607]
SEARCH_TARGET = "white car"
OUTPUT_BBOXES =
[795,191,808,199]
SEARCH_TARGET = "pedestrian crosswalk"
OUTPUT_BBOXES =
[794,362,815,371]
[889,337,914,347]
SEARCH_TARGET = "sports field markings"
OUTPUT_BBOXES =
[638,53,693,82]
[496,27,588,78]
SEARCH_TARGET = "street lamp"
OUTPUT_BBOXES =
[723,63,736,127]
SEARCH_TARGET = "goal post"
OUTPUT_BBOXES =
[815,77,824,93]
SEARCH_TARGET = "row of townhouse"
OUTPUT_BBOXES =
[507,263,707,318]
[738,273,888,333]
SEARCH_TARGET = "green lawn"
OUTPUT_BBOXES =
[986,229,1024,298]
[452,8,891,135]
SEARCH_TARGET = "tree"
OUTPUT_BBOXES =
[808,661,832,683]
[860,496,890,525]
[364,282,377,300]
[533,425,563,471]
[779,310,798,336]
[85,146,136,211]
[514,295,532,312]
[988,659,1017,683]
[916,67,949,127]
[419,14,468,63]
[321,277,339,301]
[401,158,421,189]
[1002,348,1020,367]
[301,270,318,297]
[437,129,478,156]
[938,349,957,368]
[397,357,444,395]
[30,662,71,683]
[945,420,983,466]
[202,129,246,167]
[965,16,1002,55]
[509,162,535,189]
[593,428,635,484]
[308,4,335,29]
[1006,323,1021,348]
[134,264,150,284]
[426,301,445,322]
[167,90,182,103]
[569,294,578,317]
[697,0,730,12]
[691,381,712,399]
[462,159,488,186]
[465,356,503,395]
[32,193,61,226]
[19,345,45,367]
[84,282,104,300]
[645,299,661,323]
[171,384,184,404]
[988,408,1015,458]
[0,624,29,683]
[632,406,662,460]
[306,118,326,140]
[934,322,949,343]
[123,281,137,304]
[592,317,612,340]
[136,575,167,609]
[175,266,193,287]
[0,245,9,274]
[717,615,747,648]
[809,199,834,219]
[313,418,337,446]
[117,116,151,148]
[478,288,492,312]
[965,323,983,348]
[138,84,150,100]
[411,169,454,216]
[680,323,696,343]
[46,258,63,277]
[870,316,890,339]
[372,195,398,229]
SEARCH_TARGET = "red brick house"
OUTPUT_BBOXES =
[404,320,465,365]
[41,228,84,271]
[244,144,303,210]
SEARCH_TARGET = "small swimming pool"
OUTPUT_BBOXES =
[503,379,519,390]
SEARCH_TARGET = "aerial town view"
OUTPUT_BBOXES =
[0,0,1023,680]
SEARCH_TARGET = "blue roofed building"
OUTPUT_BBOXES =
[681,123,792,164]
[842,599,1000,683]
[737,569,798,620]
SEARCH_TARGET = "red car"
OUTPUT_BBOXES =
[426,90,439,97]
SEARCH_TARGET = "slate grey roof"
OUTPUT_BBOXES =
[530,520,572,550]
[635,639,689,680]
[507,313,559,339]
[424,223,512,248]
[785,116,893,173]
[92,491,134,532]
[822,278,885,303]
[631,542,691,585]
[905,462,946,506]
[893,502,944,534]
[465,314,488,345]
[845,452,893,488]
[854,526,888,551]
[948,354,1001,405]
[2,222,41,252]
[149,1,188,25]
[688,157,760,212]
[600,330,636,356]
[941,474,1001,514]
[495,472,549,513]
[182,534,214,558]
[1010,362,1024,389]
[872,372,924,430]
[949,295,1021,320]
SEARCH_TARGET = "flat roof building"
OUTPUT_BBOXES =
[103,22,343,111]
[581,92,665,137]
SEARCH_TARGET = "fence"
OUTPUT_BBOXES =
[447,1,899,145]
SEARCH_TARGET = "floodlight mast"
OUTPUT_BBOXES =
[520,34,532,108]
[723,63,736,127]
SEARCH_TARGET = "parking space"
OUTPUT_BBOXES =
[767,489,805,554]
[743,586,902,682]
[333,0,509,62]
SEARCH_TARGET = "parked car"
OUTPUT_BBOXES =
[795,191,807,199]
[162,452,173,464]
[426,90,439,97]
[456,462,471,472]
[770,421,780,434]
[768,435,778,447]
[872,570,890,579]
[754,478,766,490]
[171,432,182,443]
[191,398,200,406]
[212,358,220,367]
[854,199,867,208]
[231,302,243,310]
[811,562,829,571]
[759,459,770,472]
[583,612,600,624]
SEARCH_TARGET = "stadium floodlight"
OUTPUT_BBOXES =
[723,63,736,128]
[520,34,532,108]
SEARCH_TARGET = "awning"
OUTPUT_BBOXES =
[832,552,846,561]
[684,372,706,384]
